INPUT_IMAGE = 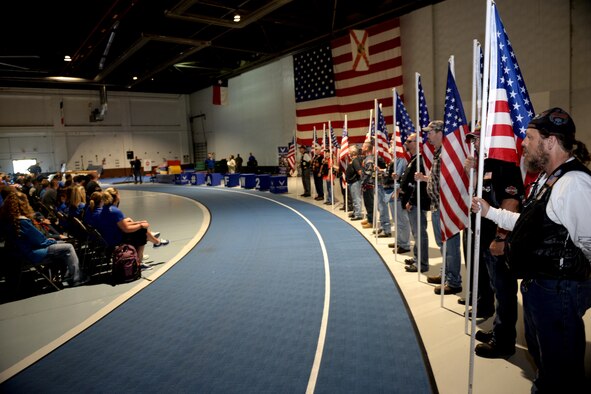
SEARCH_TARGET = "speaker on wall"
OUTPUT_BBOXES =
[126,151,134,160]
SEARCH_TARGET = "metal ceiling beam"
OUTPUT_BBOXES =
[165,0,294,29]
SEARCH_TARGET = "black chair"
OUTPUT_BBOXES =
[0,244,62,301]
[83,223,112,279]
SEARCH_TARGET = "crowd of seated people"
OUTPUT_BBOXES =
[0,170,169,293]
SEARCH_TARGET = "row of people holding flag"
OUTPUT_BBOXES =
[286,1,591,392]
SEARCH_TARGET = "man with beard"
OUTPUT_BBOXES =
[472,107,591,393]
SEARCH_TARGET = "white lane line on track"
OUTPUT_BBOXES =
[203,187,330,394]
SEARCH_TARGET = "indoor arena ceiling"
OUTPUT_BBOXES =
[0,0,442,95]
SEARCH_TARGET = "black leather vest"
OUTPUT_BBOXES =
[506,159,591,280]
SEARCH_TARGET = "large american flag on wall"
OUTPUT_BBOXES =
[484,3,534,165]
[440,64,470,241]
[294,19,403,145]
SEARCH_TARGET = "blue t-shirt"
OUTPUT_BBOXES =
[95,205,125,247]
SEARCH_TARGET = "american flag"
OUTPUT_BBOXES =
[375,102,393,164]
[294,19,403,145]
[417,75,434,172]
[329,125,340,149]
[393,90,414,161]
[339,121,350,170]
[440,64,470,240]
[484,3,534,165]
[286,137,296,171]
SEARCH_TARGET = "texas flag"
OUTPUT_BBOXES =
[213,79,228,105]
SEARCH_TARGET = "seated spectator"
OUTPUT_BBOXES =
[0,192,87,287]
[94,187,168,269]
[85,173,101,200]
[68,185,86,220]
[41,177,59,210]
[84,191,103,230]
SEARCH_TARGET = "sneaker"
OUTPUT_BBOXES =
[434,285,462,295]
[362,223,373,229]
[427,275,442,284]
[152,231,161,239]
[140,263,153,271]
[153,239,170,247]
[143,254,150,261]
[458,297,472,306]
[475,340,515,359]
[361,219,369,225]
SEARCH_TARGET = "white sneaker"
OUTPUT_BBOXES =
[143,254,150,260]
[153,239,169,248]
[151,231,161,239]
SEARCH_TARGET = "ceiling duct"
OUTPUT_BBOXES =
[90,85,108,122]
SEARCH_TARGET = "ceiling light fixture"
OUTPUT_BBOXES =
[132,76,138,81]
[63,55,72,62]
[233,14,241,23]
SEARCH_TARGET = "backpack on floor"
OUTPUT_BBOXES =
[111,244,140,284]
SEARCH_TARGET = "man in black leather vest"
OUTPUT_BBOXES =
[472,108,591,393]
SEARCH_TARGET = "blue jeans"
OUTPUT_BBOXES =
[408,206,429,270]
[42,241,82,283]
[431,209,462,288]
[377,186,391,234]
[484,251,517,347]
[362,187,374,224]
[522,278,591,394]
[389,197,411,249]
[325,179,333,203]
[350,181,362,219]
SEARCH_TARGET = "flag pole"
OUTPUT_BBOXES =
[392,88,399,258]
[464,39,480,334]
[293,134,300,198]
[468,2,493,393]
[344,114,349,214]
[439,57,457,307]
[415,72,422,281]
[373,99,379,241]
[329,120,335,210]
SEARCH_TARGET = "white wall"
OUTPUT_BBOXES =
[0,89,190,174]
[189,57,296,166]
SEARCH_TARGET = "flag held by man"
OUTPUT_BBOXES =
[440,62,470,241]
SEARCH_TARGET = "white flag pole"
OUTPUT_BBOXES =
[415,72,423,281]
[392,88,399,257]
[344,114,349,213]
[464,40,480,334]
[329,120,334,210]
[468,3,493,393]
[373,99,379,241]
[439,57,456,307]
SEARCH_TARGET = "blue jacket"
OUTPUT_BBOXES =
[5,218,56,263]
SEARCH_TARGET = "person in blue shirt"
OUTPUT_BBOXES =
[0,191,87,287]
[205,153,216,173]
[94,188,169,269]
